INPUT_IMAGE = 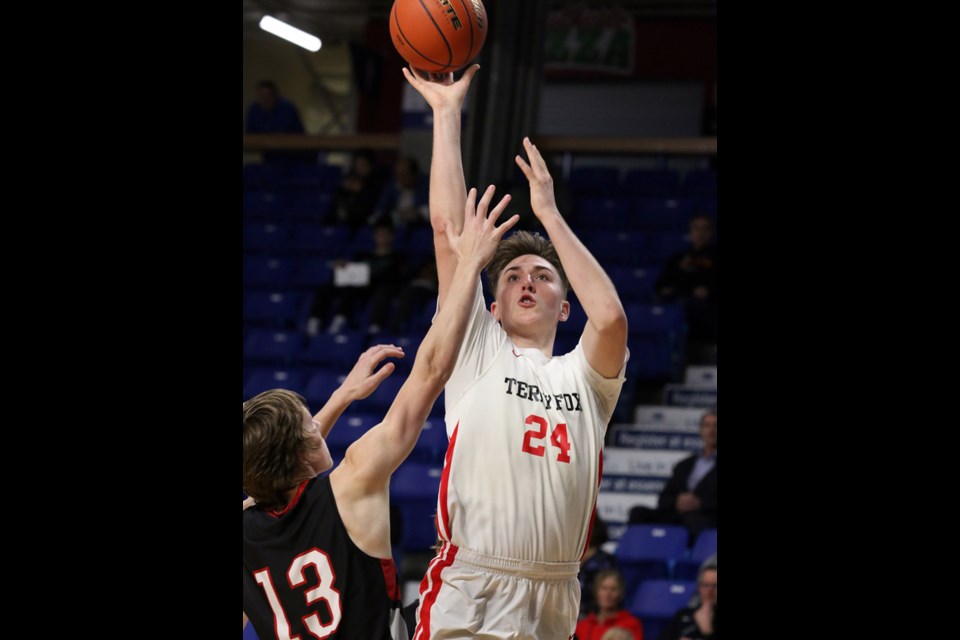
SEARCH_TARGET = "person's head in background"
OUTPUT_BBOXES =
[697,563,717,608]
[255,80,280,112]
[351,149,378,178]
[593,569,628,616]
[689,214,714,251]
[394,156,421,188]
[372,221,396,253]
[700,408,717,454]
[600,628,634,640]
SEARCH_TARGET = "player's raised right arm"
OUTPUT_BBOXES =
[401,64,480,310]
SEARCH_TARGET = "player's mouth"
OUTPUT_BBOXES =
[518,294,536,307]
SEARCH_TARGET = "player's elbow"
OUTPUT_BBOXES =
[590,301,628,336]
[412,346,455,392]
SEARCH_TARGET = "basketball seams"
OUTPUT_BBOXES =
[414,0,454,70]
[454,0,475,67]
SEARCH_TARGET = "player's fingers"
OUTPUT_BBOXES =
[487,194,512,224]
[463,187,479,220]
[371,362,396,383]
[515,155,532,179]
[494,214,521,238]
[476,184,496,218]
[460,64,480,86]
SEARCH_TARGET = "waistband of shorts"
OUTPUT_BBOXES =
[447,544,581,579]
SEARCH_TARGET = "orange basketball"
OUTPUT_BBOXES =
[389,0,488,74]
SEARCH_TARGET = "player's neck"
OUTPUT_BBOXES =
[510,334,554,357]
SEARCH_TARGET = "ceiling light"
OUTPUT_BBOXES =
[258,16,321,52]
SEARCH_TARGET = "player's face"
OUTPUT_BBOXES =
[301,410,333,477]
[491,255,568,335]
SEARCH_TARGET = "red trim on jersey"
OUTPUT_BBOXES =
[580,451,605,561]
[266,479,309,518]
[414,542,458,640]
[380,558,401,601]
[436,422,459,542]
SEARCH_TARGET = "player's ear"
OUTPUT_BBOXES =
[559,300,570,322]
[490,300,500,321]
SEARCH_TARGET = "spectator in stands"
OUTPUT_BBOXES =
[654,214,717,349]
[628,408,716,543]
[656,561,716,640]
[579,513,619,618]
[372,155,430,229]
[306,221,410,336]
[245,79,310,166]
[330,148,388,230]
[575,569,645,640]
[245,79,305,134]
[389,261,438,334]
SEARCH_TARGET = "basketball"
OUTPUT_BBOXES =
[389,0,488,74]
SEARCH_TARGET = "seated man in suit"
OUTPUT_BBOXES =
[629,408,716,543]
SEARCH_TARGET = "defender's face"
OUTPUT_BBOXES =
[301,409,333,476]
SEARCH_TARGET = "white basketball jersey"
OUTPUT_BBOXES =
[435,282,627,563]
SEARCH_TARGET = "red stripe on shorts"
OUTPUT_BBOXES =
[414,542,458,640]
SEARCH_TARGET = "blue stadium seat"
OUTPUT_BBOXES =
[577,196,636,229]
[300,331,365,370]
[580,230,648,267]
[646,232,690,263]
[626,303,686,333]
[568,166,621,196]
[243,289,304,331]
[243,329,304,367]
[242,368,305,401]
[391,462,443,551]
[409,418,449,465]
[290,257,333,291]
[366,333,422,373]
[243,290,308,329]
[290,190,334,222]
[323,412,380,459]
[243,256,295,288]
[288,223,350,256]
[621,168,681,197]
[615,524,689,601]
[633,197,697,232]
[628,579,698,640]
[365,374,407,414]
[607,266,661,304]
[302,370,346,410]
[242,621,260,640]
[674,528,717,580]
[681,169,717,197]
[243,222,290,254]
[243,190,291,221]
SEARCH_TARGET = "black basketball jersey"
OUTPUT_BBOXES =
[243,475,407,640]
